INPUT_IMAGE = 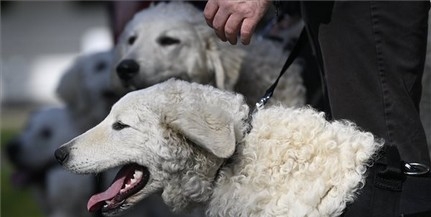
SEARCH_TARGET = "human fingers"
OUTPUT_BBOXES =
[212,8,230,42]
[240,18,259,45]
[224,14,243,45]
[238,0,270,45]
[204,0,218,28]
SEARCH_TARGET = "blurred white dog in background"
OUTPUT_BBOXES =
[6,107,94,217]
[56,50,120,131]
[112,2,305,107]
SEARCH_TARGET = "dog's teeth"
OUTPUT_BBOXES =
[130,178,136,184]
[125,184,130,189]
[104,200,112,208]
[134,170,143,179]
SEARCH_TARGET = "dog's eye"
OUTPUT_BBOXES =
[94,61,107,72]
[157,36,180,46]
[112,121,130,130]
[40,128,52,139]
[128,36,137,45]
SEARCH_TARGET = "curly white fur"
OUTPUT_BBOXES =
[58,79,383,217]
[208,107,382,217]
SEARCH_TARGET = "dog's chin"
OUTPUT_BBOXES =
[87,163,152,216]
[102,188,153,217]
[119,79,138,91]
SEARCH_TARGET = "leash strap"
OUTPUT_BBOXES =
[373,145,431,216]
[372,145,404,216]
[254,27,307,111]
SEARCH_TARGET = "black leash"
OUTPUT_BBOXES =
[253,27,308,112]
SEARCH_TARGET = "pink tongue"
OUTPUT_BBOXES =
[87,176,126,212]
[87,165,135,212]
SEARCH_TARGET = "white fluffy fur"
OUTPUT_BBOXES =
[113,2,305,107]
[208,107,381,217]
[58,79,382,217]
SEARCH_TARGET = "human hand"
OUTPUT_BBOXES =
[204,0,271,45]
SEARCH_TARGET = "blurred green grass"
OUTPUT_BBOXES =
[1,128,44,217]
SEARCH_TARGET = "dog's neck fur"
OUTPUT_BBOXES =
[159,129,226,213]
[161,127,247,215]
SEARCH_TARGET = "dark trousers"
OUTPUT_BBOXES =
[300,1,430,216]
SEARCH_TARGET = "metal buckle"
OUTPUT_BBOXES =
[403,162,430,176]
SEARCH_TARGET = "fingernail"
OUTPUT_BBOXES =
[241,39,250,45]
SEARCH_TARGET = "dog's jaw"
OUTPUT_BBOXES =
[101,176,162,217]
[87,164,149,213]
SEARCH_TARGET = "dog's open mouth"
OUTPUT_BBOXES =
[11,169,40,187]
[87,163,149,213]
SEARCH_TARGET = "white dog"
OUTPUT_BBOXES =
[5,106,193,217]
[112,2,305,107]
[56,50,120,130]
[5,50,195,217]
[56,79,382,217]
[6,107,94,217]
[55,50,199,217]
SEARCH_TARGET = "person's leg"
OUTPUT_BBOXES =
[302,1,430,164]
[302,1,430,216]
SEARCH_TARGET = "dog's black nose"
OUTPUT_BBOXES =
[6,138,21,164]
[116,59,140,81]
[54,147,69,165]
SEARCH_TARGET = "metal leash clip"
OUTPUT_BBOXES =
[255,94,271,111]
[404,162,430,176]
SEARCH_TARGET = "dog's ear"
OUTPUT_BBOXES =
[195,25,245,91]
[166,106,236,159]
[56,61,87,112]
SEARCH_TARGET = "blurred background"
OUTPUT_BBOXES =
[2,1,112,216]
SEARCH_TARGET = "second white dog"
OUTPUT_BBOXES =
[113,2,305,107]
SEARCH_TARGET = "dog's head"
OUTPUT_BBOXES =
[112,2,245,94]
[6,107,79,187]
[55,79,250,216]
[57,50,120,127]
